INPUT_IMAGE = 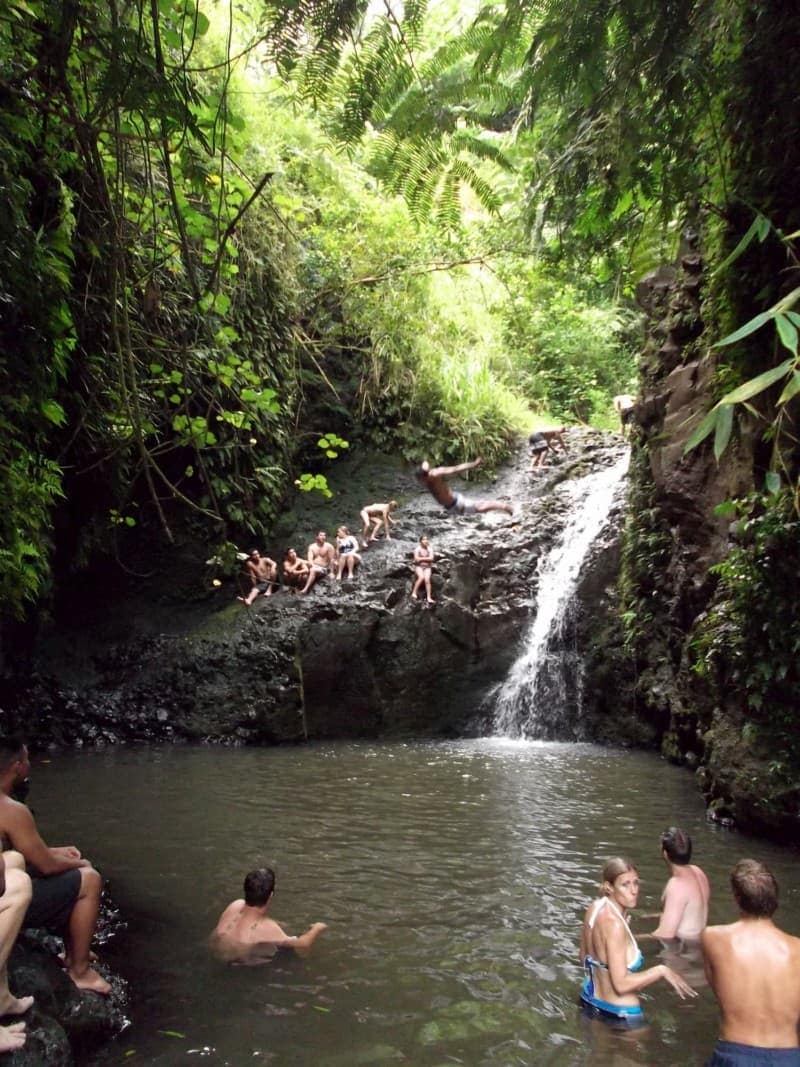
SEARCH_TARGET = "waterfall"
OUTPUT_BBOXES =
[493,454,629,739]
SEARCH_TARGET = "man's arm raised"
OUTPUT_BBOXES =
[289,922,328,957]
[429,458,482,478]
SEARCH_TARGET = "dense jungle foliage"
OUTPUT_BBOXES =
[1,0,798,780]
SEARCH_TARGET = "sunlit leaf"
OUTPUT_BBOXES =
[777,371,800,405]
[683,406,719,454]
[774,314,798,355]
[713,403,733,460]
[764,470,781,494]
[713,311,773,348]
[718,359,793,404]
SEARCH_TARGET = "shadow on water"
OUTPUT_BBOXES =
[29,741,799,1066]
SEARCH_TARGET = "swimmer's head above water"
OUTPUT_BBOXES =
[244,868,275,907]
[660,826,692,865]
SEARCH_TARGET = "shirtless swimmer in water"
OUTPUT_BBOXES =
[211,868,327,964]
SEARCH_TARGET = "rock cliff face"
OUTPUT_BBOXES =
[0,433,626,751]
[620,232,799,843]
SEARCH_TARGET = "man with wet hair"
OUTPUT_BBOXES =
[645,826,709,940]
[415,457,513,517]
[0,735,110,994]
[702,859,800,1066]
[211,866,327,963]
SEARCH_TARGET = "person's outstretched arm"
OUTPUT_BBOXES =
[429,458,481,478]
[290,922,328,957]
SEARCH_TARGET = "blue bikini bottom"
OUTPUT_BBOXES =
[580,977,645,1024]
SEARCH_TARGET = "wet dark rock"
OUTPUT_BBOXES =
[1,431,626,750]
[7,926,128,1065]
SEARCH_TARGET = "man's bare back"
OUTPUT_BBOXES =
[702,859,800,1061]
[655,864,710,939]
[210,868,327,964]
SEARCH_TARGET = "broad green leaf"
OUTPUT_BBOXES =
[194,11,210,34]
[713,311,773,348]
[755,214,771,241]
[718,359,794,404]
[41,399,66,426]
[765,470,781,494]
[711,216,763,276]
[683,406,719,454]
[713,403,733,460]
[786,312,800,327]
[777,371,800,405]
[775,314,799,355]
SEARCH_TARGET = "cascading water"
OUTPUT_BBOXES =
[493,454,629,739]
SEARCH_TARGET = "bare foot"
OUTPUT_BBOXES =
[0,994,33,1016]
[0,1023,26,1053]
[427,598,435,604]
[236,596,249,605]
[411,592,418,600]
[59,949,98,967]
[68,967,112,996]
[263,589,272,597]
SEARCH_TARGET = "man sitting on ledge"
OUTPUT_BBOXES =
[210,867,327,964]
[0,735,111,995]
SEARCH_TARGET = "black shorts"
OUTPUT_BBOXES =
[25,870,81,935]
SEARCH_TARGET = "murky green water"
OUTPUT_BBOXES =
[29,741,799,1065]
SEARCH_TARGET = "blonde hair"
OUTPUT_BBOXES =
[600,857,636,894]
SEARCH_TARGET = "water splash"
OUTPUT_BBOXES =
[493,454,629,739]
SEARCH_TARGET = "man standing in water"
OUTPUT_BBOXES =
[0,736,110,994]
[415,458,513,517]
[645,827,710,940]
[702,859,800,1066]
[211,868,327,963]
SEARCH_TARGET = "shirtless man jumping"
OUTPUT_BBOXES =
[702,859,800,1066]
[359,501,397,547]
[644,827,710,941]
[210,868,327,964]
[416,458,512,517]
[300,531,336,594]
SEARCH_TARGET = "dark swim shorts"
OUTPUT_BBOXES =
[24,870,81,935]
[708,1042,800,1066]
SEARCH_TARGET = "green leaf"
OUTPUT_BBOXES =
[774,314,798,356]
[157,1030,186,1039]
[711,216,764,276]
[713,311,773,348]
[718,359,794,404]
[683,406,719,454]
[764,470,781,494]
[713,403,733,460]
[777,371,800,405]
[41,399,67,426]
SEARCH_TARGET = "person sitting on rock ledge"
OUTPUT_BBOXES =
[210,867,327,965]
[282,547,310,592]
[300,531,336,594]
[0,736,111,995]
[335,526,361,580]
[238,549,279,605]
[0,849,34,1052]
[415,458,513,517]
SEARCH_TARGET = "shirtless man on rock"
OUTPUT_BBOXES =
[300,531,337,594]
[702,859,800,1067]
[210,868,327,964]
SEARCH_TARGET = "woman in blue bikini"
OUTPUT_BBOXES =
[580,857,697,1022]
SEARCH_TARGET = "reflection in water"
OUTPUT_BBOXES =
[28,741,799,1066]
